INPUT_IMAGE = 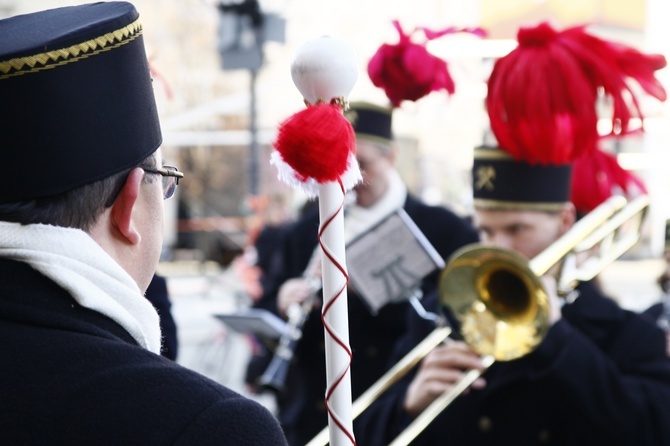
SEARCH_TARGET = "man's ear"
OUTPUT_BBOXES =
[110,168,144,245]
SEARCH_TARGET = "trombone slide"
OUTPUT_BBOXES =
[389,355,495,446]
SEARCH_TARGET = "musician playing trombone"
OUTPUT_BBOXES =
[355,22,670,446]
[248,101,479,445]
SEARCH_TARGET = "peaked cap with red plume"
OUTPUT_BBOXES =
[474,22,666,211]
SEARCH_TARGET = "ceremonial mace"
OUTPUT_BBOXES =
[270,36,360,446]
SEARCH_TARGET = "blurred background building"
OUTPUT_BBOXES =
[4,0,669,261]
[5,0,670,262]
[3,0,670,399]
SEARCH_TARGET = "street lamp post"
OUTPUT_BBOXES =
[217,0,284,198]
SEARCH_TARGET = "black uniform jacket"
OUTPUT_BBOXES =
[0,258,288,446]
[355,280,670,445]
[254,194,479,446]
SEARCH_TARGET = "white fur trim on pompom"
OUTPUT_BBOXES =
[270,151,362,197]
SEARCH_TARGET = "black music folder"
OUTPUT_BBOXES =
[215,309,288,340]
[346,208,446,314]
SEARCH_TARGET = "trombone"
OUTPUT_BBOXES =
[307,194,650,446]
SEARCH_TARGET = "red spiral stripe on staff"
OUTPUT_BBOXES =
[318,179,356,445]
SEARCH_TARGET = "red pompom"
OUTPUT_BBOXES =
[368,21,484,107]
[274,104,356,183]
[571,146,646,214]
[487,22,667,165]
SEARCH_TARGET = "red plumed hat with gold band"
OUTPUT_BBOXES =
[474,21,666,211]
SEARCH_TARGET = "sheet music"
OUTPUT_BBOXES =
[215,309,288,340]
[346,208,445,314]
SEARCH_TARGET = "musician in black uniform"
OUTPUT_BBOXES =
[251,101,478,445]
[355,22,670,446]
[0,3,287,444]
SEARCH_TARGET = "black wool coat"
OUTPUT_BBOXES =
[0,258,288,446]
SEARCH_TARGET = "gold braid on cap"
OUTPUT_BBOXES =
[0,19,142,79]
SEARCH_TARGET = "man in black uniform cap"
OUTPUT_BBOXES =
[0,3,287,444]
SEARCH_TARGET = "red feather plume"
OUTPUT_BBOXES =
[368,21,485,107]
[487,22,667,165]
[571,146,647,214]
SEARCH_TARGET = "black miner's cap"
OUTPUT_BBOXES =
[472,146,572,212]
[344,101,393,145]
[0,2,162,203]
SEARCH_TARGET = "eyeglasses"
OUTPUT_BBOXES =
[142,165,184,200]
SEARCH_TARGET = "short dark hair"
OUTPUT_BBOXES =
[0,154,157,231]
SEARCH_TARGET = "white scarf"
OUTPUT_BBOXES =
[344,168,407,242]
[0,221,161,354]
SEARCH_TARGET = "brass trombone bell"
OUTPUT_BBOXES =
[439,245,550,361]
